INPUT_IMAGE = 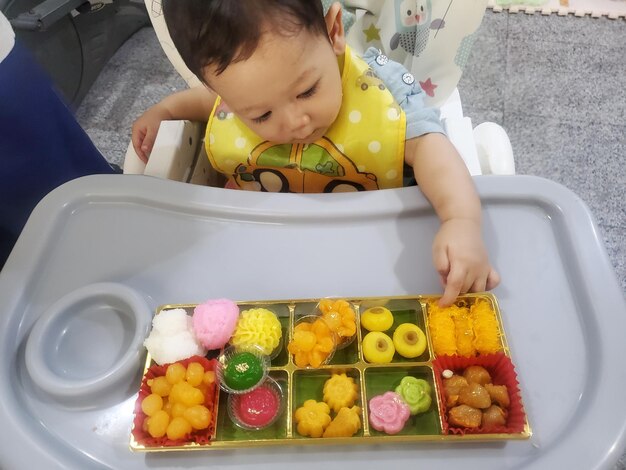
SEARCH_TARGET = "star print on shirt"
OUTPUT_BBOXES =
[363,23,381,42]
[419,78,438,97]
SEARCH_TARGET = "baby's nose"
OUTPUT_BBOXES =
[283,104,308,128]
[291,114,310,131]
[287,115,311,139]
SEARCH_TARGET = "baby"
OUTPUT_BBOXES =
[131,0,500,306]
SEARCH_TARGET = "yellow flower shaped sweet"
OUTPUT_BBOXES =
[230,308,282,355]
[323,406,361,438]
[323,373,358,413]
[294,399,331,438]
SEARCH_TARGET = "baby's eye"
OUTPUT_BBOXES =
[298,82,318,99]
[252,111,271,124]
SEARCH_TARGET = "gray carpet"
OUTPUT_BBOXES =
[76,11,626,468]
[458,12,625,301]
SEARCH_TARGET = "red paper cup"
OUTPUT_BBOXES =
[432,353,526,435]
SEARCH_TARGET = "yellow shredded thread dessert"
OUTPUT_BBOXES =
[428,299,501,356]
[470,299,501,354]
[451,308,475,357]
[427,303,457,356]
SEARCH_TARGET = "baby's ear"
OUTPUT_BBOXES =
[325,2,346,55]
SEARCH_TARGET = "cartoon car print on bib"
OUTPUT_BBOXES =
[233,137,378,193]
[356,68,386,91]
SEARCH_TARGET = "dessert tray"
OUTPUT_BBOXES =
[130,293,531,451]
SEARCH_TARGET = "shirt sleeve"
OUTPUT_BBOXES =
[361,47,445,140]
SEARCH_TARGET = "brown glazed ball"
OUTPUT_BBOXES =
[448,404,482,428]
[462,365,492,385]
[481,405,507,429]
[485,383,510,408]
[458,382,491,409]
[443,375,469,408]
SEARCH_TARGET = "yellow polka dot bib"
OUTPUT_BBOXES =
[205,46,406,192]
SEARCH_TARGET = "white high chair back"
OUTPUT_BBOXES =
[145,0,201,89]
[125,0,514,180]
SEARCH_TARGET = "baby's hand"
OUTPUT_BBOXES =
[432,218,500,307]
[131,104,172,163]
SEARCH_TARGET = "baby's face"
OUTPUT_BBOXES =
[204,28,344,144]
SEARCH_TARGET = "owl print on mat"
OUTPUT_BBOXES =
[390,0,447,58]
[390,0,431,56]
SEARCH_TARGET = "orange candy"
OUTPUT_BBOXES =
[141,361,213,440]
[293,330,317,352]
[318,299,357,341]
[288,318,335,368]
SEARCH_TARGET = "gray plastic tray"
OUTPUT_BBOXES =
[1,175,624,469]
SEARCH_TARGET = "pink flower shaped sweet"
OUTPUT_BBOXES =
[368,391,411,435]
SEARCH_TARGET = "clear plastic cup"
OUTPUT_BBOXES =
[315,298,357,350]
[216,345,270,394]
[228,377,284,430]
[289,315,337,368]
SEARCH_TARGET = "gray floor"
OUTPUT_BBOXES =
[458,12,625,300]
[76,11,626,468]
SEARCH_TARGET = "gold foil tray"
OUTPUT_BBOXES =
[130,293,531,451]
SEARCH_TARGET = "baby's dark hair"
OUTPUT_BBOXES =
[162,0,328,84]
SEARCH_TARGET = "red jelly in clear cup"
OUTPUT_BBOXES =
[228,377,283,430]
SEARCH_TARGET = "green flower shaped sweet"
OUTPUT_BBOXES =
[394,376,432,415]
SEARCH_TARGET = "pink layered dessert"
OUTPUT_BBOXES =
[192,299,239,350]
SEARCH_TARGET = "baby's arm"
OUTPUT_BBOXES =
[131,86,217,162]
[405,134,500,306]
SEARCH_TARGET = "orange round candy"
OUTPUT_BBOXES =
[170,402,187,418]
[203,370,216,385]
[147,410,170,438]
[149,376,172,397]
[166,416,192,440]
[141,393,163,417]
[165,363,186,385]
[184,405,212,430]
[185,362,205,387]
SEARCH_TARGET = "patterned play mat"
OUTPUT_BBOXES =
[488,0,626,18]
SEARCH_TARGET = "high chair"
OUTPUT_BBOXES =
[124,0,515,184]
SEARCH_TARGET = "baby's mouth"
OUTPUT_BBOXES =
[294,128,323,144]
[293,129,319,144]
